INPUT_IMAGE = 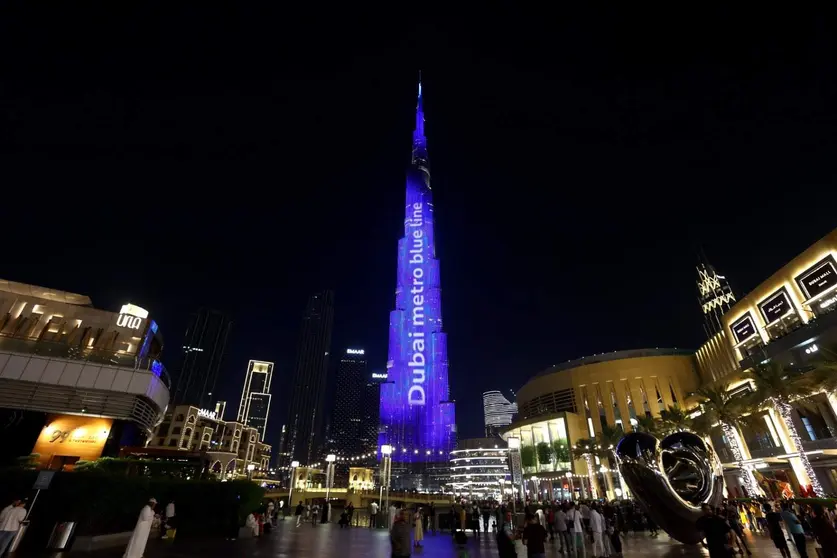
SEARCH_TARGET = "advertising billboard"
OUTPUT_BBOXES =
[730,313,757,344]
[32,415,113,470]
[796,255,837,301]
[758,288,794,325]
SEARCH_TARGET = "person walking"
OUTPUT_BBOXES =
[391,509,412,558]
[346,502,354,526]
[766,503,792,558]
[589,504,606,558]
[497,511,517,558]
[295,501,304,527]
[369,501,379,528]
[522,513,548,558]
[311,503,320,527]
[555,504,570,554]
[0,498,27,557]
[161,500,176,539]
[124,498,156,558]
[413,508,424,548]
[726,503,751,556]
[811,504,837,558]
[567,502,587,558]
[696,504,735,558]
[782,502,809,558]
[278,499,285,520]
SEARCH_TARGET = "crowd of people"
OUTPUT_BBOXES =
[696,498,837,558]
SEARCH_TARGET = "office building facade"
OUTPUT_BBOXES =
[237,359,274,440]
[378,80,457,469]
[331,349,367,456]
[282,291,334,465]
[483,390,517,436]
[171,308,232,410]
[360,370,388,456]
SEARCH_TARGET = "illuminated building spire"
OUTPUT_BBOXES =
[697,254,736,337]
[412,73,428,170]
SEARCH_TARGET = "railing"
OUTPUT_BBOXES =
[0,333,171,389]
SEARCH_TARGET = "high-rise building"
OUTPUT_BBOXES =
[282,291,335,465]
[171,308,232,410]
[482,390,517,436]
[360,369,388,455]
[237,360,274,440]
[697,260,736,337]
[379,79,457,472]
[331,348,368,456]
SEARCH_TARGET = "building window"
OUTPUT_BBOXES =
[172,427,181,435]
[802,417,818,441]
[168,440,177,447]
[175,414,185,422]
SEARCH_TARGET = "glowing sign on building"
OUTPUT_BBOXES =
[117,303,148,330]
[346,348,365,355]
[378,80,456,462]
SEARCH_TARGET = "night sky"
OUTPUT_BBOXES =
[2,6,835,446]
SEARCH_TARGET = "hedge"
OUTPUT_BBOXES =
[0,468,263,551]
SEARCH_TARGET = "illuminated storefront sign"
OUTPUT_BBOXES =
[372,373,388,380]
[758,288,794,325]
[378,83,456,463]
[117,303,148,330]
[731,313,758,344]
[32,415,113,469]
[346,348,365,355]
[796,256,837,301]
[198,408,217,420]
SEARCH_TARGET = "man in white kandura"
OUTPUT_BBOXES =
[123,498,156,558]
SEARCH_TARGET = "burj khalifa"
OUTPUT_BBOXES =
[378,80,457,472]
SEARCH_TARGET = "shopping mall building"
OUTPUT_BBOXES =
[0,279,170,469]
[502,227,837,499]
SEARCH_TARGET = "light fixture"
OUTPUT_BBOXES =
[326,454,336,463]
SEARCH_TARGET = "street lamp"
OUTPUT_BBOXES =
[380,444,393,526]
[325,454,336,502]
[288,460,300,509]
[247,463,256,480]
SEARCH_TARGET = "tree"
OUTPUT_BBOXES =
[571,437,602,498]
[659,406,692,434]
[744,362,832,497]
[552,440,570,464]
[634,415,663,437]
[520,445,537,469]
[536,442,554,468]
[693,384,761,496]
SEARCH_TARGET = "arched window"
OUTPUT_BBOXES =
[184,428,192,437]
[187,415,196,423]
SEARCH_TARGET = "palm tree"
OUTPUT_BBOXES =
[745,362,829,497]
[634,415,663,437]
[693,384,762,496]
[659,406,692,434]
[572,425,624,499]
[572,437,602,499]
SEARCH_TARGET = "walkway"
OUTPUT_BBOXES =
[56,522,823,557]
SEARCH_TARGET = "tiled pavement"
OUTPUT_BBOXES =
[51,522,823,557]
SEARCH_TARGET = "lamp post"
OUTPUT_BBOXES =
[288,460,300,508]
[507,437,522,521]
[380,444,392,527]
[325,454,336,501]
[247,463,256,480]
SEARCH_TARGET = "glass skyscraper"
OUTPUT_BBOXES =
[378,81,456,465]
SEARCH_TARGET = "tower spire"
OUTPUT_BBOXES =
[412,72,428,165]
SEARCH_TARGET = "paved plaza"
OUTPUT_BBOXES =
[53,521,825,558]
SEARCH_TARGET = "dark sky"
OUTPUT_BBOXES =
[1,6,835,445]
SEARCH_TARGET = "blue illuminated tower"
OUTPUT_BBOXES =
[379,79,457,467]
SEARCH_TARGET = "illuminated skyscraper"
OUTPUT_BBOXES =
[237,360,274,440]
[379,80,456,467]
[482,390,517,436]
[171,308,232,410]
[331,348,368,456]
[282,291,334,465]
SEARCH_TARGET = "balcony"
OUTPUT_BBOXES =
[0,336,170,431]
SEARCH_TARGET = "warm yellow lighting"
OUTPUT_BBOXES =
[119,304,149,319]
